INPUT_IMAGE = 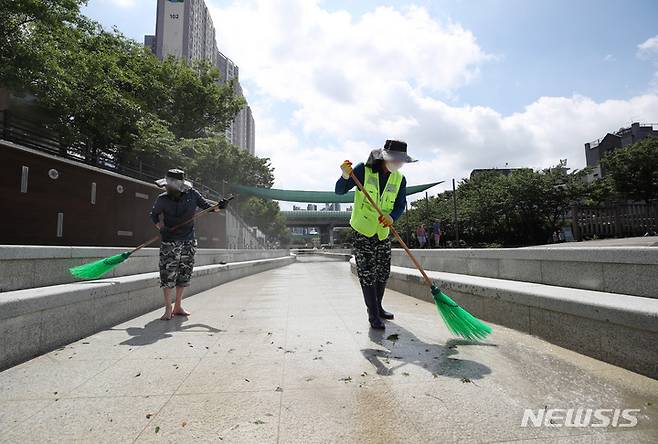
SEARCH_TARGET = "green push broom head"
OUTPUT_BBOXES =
[69,252,131,280]
[431,285,492,341]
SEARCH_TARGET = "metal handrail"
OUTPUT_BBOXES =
[0,110,225,199]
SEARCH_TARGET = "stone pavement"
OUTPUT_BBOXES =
[1,259,657,443]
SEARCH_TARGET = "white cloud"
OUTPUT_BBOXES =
[99,0,136,8]
[208,0,658,200]
[638,34,658,59]
[603,54,615,62]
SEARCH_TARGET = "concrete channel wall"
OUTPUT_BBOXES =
[390,247,658,298]
[0,246,290,292]
[0,255,295,370]
[352,259,658,378]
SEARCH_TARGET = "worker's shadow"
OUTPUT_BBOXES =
[361,322,493,381]
[119,316,222,347]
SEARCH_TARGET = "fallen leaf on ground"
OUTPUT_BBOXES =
[461,377,472,384]
[135,373,141,377]
[155,426,160,434]
[275,386,283,392]
[254,419,265,425]
[339,376,352,383]
[402,372,410,376]
[386,334,399,341]
[146,414,153,419]
[182,421,187,427]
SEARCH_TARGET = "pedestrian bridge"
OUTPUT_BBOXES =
[1,246,657,442]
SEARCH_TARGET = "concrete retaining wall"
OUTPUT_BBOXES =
[352,259,658,378]
[390,247,658,298]
[0,255,295,370]
[0,246,290,292]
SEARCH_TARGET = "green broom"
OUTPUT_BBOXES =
[349,170,492,341]
[69,196,234,280]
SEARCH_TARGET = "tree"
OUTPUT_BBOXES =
[0,0,86,87]
[601,136,658,204]
[241,197,290,245]
[180,137,274,191]
[1,1,284,241]
[401,166,590,247]
[1,6,243,166]
[139,57,244,139]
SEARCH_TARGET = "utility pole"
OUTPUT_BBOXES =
[405,201,410,246]
[452,178,459,244]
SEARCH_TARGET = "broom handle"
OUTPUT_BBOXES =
[349,170,434,288]
[130,195,235,255]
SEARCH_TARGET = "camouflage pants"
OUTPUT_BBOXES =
[159,240,197,288]
[352,230,391,287]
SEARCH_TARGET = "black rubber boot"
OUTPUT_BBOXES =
[376,281,394,320]
[361,285,385,329]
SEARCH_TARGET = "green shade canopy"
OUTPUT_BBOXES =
[230,181,443,203]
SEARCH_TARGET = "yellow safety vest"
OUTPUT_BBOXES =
[350,166,403,240]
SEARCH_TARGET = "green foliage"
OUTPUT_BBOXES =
[0,1,280,240]
[181,138,273,189]
[0,0,86,86]
[601,136,658,203]
[401,167,590,247]
[241,197,290,244]
[3,17,242,157]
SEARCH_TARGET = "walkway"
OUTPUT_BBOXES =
[1,260,657,443]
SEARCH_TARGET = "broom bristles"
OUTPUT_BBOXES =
[431,286,492,341]
[69,252,131,280]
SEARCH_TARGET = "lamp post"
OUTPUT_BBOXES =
[221,179,228,198]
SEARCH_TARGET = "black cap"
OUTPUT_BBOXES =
[166,169,185,180]
[381,140,416,163]
[384,140,407,152]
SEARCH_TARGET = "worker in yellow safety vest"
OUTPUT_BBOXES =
[335,140,416,329]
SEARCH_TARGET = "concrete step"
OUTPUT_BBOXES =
[351,259,658,378]
[390,246,658,298]
[0,245,291,291]
[0,255,296,370]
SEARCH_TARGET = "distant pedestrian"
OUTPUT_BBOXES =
[416,224,427,248]
[150,169,230,320]
[432,220,441,248]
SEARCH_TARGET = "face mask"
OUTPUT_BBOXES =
[166,187,182,198]
[385,161,403,173]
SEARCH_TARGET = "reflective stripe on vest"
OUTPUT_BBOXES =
[350,166,403,240]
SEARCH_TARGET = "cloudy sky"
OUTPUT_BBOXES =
[85,0,658,196]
